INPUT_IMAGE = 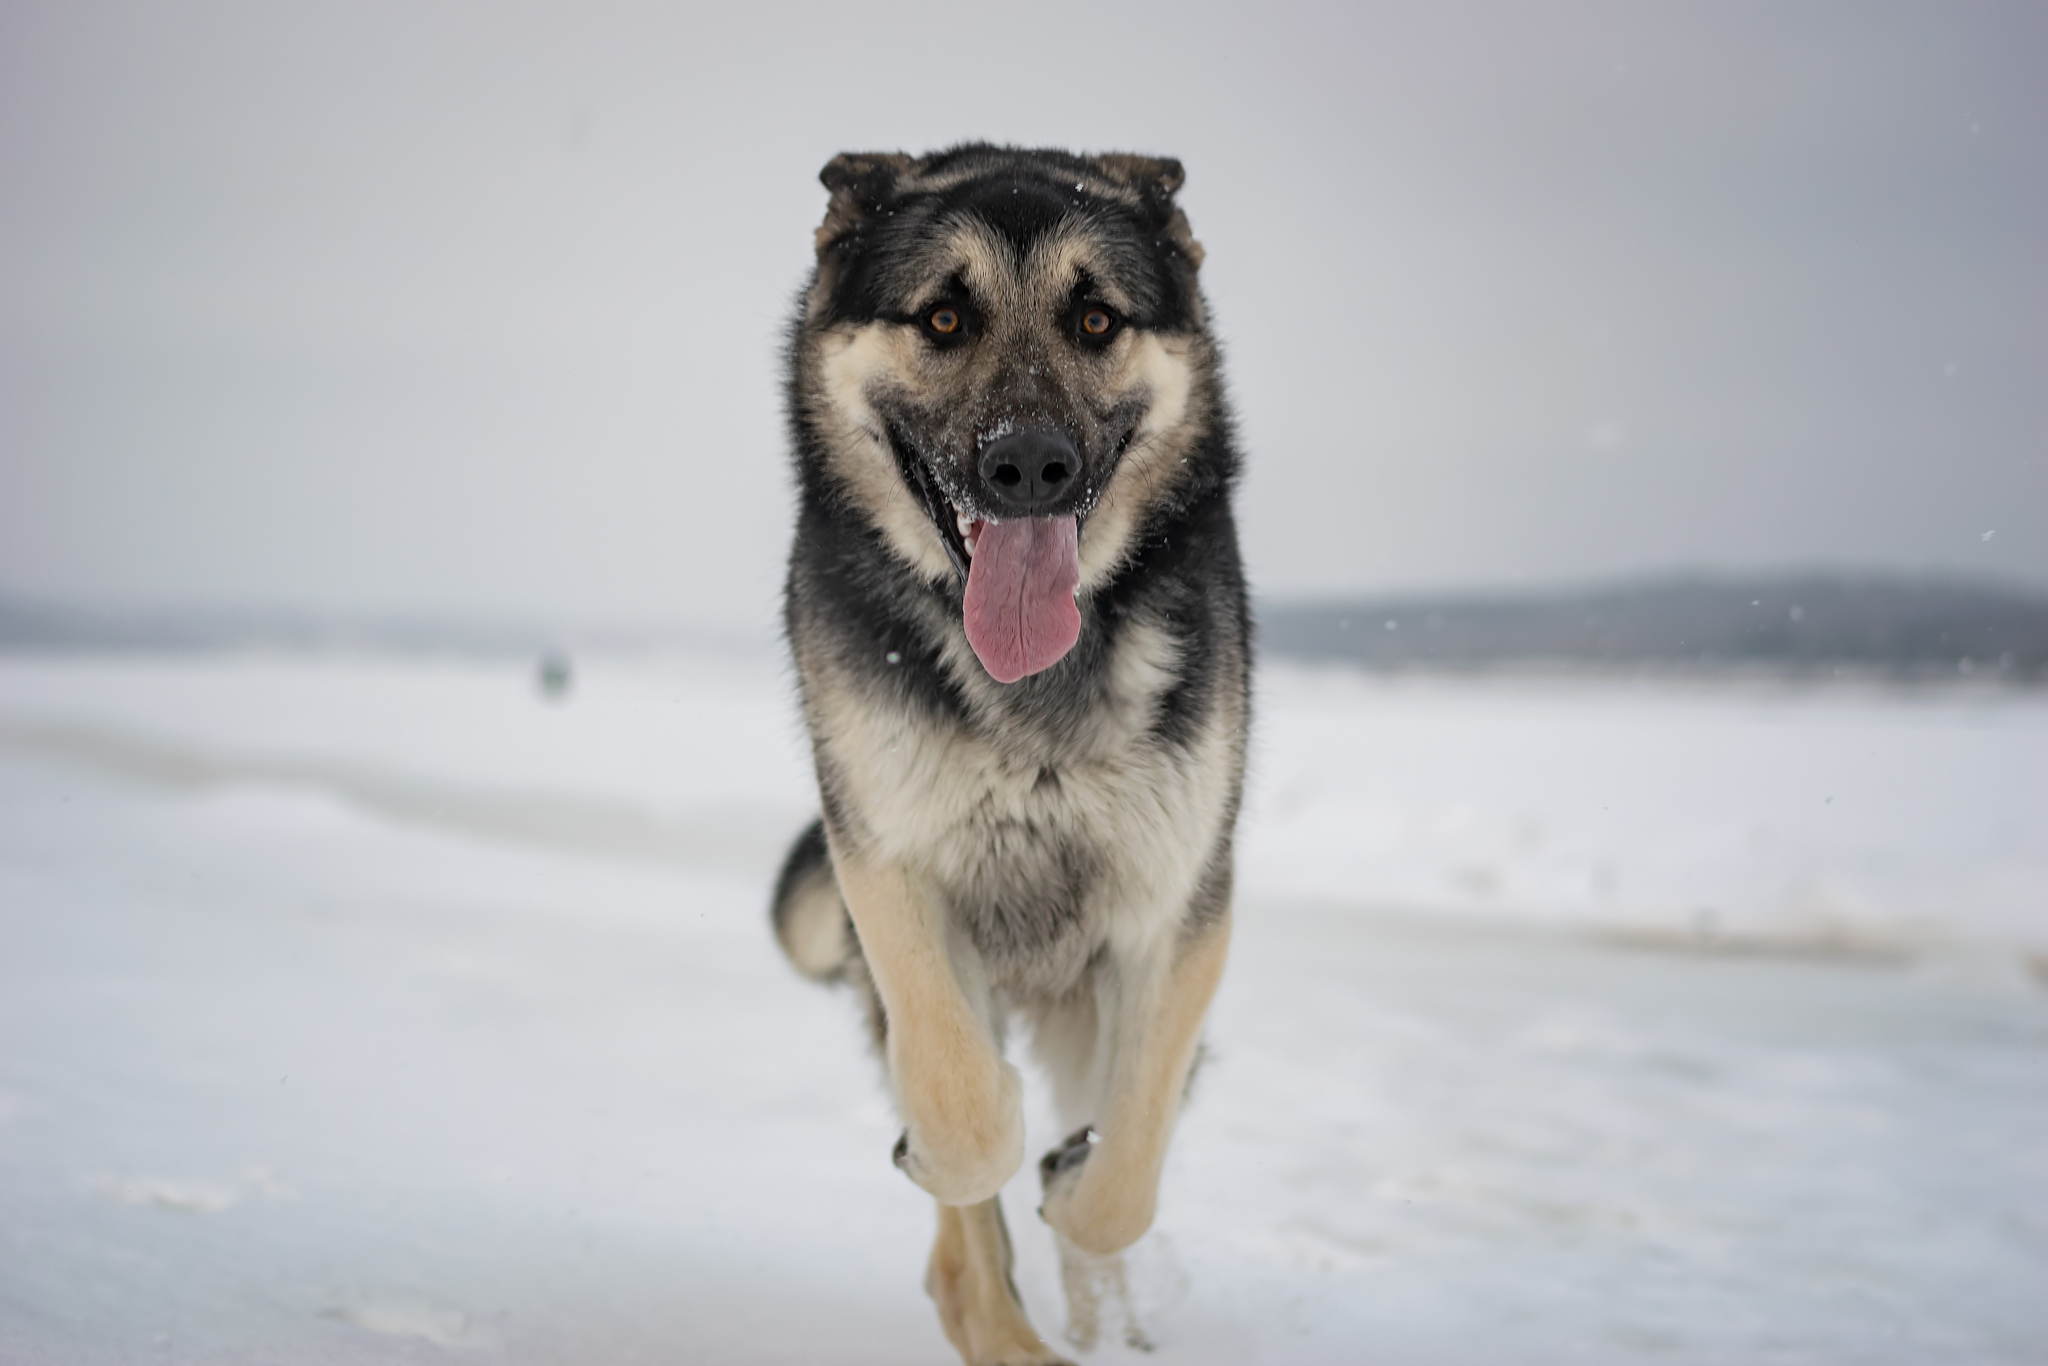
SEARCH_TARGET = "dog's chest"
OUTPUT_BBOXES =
[825,623,1228,997]
[904,730,1179,994]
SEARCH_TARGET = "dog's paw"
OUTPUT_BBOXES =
[890,1062,1026,1205]
[1038,1126,1155,1256]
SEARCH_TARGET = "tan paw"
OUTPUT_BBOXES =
[926,1219,1076,1365]
[892,1060,1026,1205]
[1038,1128,1155,1257]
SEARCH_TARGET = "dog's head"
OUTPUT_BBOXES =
[790,144,1224,684]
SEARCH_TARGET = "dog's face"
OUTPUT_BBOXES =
[792,145,1220,683]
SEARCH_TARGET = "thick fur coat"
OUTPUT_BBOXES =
[772,144,1249,1364]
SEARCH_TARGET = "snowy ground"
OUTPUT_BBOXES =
[1,649,2044,1364]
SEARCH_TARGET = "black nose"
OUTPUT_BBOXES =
[977,430,1079,513]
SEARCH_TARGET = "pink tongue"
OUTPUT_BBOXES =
[962,516,1081,683]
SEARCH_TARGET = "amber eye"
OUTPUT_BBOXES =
[928,306,961,335]
[1081,308,1114,336]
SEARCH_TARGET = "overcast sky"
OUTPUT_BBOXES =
[2,1,2043,633]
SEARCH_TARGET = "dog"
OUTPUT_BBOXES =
[771,144,1250,1364]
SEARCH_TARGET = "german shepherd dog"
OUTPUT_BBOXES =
[772,144,1249,1364]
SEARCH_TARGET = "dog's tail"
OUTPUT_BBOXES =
[771,818,857,983]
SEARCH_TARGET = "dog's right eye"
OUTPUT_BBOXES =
[915,298,976,347]
[921,304,971,341]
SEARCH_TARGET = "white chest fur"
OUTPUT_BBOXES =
[810,616,1242,993]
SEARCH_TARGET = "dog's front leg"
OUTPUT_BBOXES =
[830,842,1025,1206]
[1039,909,1231,1256]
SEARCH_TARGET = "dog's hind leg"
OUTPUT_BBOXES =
[1039,906,1231,1258]
[827,838,1025,1207]
[926,1197,1075,1366]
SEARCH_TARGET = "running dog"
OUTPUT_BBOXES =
[772,144,1250,1364]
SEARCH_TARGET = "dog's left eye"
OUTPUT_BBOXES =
[1073,304,1120,344]
[928,306,961,335]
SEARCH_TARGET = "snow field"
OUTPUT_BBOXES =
[1,650,2044,1363]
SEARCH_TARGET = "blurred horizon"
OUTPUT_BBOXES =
[7,566,2046,686]
[4,1,2045,631]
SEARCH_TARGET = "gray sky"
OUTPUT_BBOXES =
[3,1,2044,633]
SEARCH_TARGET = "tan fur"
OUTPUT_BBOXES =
[1040,911,1231,1255]
[1076,331,1205,591]
[825,838,1027,1206]
[927,1200,1075,1366]
[773,871,850,981]
[812,323,959,582]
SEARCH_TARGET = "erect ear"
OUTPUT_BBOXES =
[1089,153,1204,270]
[816,151,914,255]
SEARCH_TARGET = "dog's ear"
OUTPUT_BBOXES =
[1090,153,1204,270]
[816,152,913,255]
[1090,154,1185,201]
